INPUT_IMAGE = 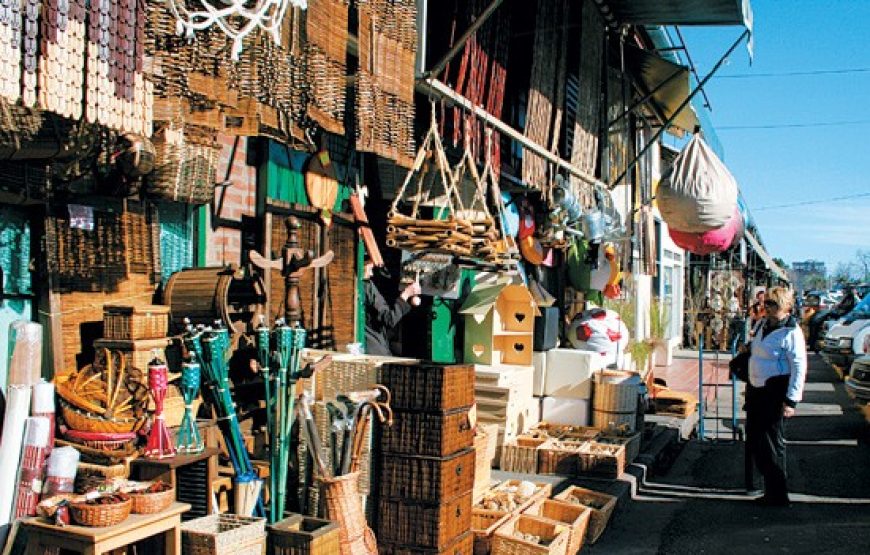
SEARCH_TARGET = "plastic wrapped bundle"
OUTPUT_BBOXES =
[657,135,738,233]
[7,321,43,386]
[14,416,50,518]
[669,208,744,255]
[0,385,32,525]
[41,446,81,499]
[32,380,56,455]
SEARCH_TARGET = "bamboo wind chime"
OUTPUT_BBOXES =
[184,323,264,517]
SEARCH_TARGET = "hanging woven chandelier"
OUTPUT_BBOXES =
[165,0,308,59]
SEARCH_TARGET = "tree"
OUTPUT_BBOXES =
[856,249,870,282]
[804,275,828,291]
[831,262,858,285]
[773,257,789,270]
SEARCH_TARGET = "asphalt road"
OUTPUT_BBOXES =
[589,353,870,554]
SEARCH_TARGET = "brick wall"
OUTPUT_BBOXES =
[207,134,257,266]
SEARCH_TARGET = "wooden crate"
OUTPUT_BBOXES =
[471,508,511,555]
[491,514,570,555]
[379,362,476,411]
[499,436,551,474]
[379,448,475,504]
[537,441,588,476]
[577,442,627,478]
[383,408,474,457]
[377,491,473,550]
[552,486,616,544]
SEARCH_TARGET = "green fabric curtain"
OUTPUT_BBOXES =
[0,206,31,296]
[157,201,194,285]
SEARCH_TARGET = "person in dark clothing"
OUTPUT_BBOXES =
[363,261,420,356]
[745,286,807,506]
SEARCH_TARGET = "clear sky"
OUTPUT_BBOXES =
[674,0,870,274]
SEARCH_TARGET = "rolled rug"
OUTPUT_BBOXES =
[0,384,32,526]
[14,416,50,518]
[41,446,80,499]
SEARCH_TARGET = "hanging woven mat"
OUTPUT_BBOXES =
[386,105,472,257]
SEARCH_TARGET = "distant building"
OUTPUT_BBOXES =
[791,260,827,292]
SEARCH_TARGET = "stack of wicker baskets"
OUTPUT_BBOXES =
[376,362,477,554]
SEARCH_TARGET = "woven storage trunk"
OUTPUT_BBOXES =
[377,491,473,550]
[301,352,415,402]
[379,363,475,411]
[379,531,474,555]
[92,337,175,373]
[383,408,474,457]
[597,432,641,465]
[491,514,570,555]
[552,486,616,544]
[537,441,588,476]
[380,448,475,504]
[103,304,171,340]
[576,442,626,479]
[269,514,341,555]
[181,514,266,555]
[500,437,552,474]
[472,509,511,555]
[523,499,591,555]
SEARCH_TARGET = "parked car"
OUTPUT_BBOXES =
[822,295,870,371]
[810,288,863,351]
[844,335,870,403]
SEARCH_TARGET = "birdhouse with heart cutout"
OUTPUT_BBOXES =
[460,283,540,366]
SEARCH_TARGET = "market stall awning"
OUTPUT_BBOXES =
[623,44,699,134]
[595,0,753,29]
[745,231,789,282]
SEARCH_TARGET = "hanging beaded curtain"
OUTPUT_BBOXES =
[0,207,31,296]
[156,201,193,285]
[570,0,604,182]
[356,0,417,168]
[523,0,570,191]
[304,0,349,135]
[443,0,511,180]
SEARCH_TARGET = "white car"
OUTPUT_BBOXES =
[822,295,870,371]
[845,335,870,402]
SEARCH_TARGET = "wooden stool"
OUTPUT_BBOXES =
[131,448,219,521]
[23,502,190,555]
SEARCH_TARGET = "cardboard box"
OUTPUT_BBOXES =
[474,363,534,394]
[544,349,604,399]
[540,396,592,427]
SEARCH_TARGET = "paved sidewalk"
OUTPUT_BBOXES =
[589,353,870,554]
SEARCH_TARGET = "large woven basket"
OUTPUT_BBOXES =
[491,514,570,555]
[523,499,591,555]
[321,471,377,555]
[69,497,132,527]
[75,459,133,493]
[181,514,266,555]
[500,437,551,474]
[103,304,171,340]
[59,398,146,434]
[130,487,176,514]
[269,514,341,555]
[552,486,616,544]
[472,508,511,555]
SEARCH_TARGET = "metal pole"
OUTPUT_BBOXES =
[698,333,705,441]
[731,340,738,441]
[420,0,505,79]
[610,67,685,127]
[416,78,605,188]
[609,29,750,189]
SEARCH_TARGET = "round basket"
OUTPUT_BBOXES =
[60,398,146,434]
[70,497,132,527]
[62,430,138,451]
[130,487,175,514]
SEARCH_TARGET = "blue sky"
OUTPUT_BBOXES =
[674,0,870,273]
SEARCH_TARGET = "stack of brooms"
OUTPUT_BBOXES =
[386,108,514,265]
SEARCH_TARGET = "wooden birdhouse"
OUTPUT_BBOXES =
[460,283,540,366]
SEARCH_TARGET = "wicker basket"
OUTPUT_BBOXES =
[103,304,171,340]
[380,531,474,555]
[59,398,146,435]
[130,487,176,514]
[474,424,499,504]
[500,437,551,474]
[552,486,616,544]
[379,362,476,411]
[576,442,626,479]
[488,481,552,513]
[383,408,474,457]
[321,471,377,555]
[379,448,475,504]
[69,497,133,527]
[523,499,590,555]
[75,459,133,493]
[592,371,640,433]
[597,432,641,465]
[181,514,267,555]
[472,508,511,555]
[491,514,570,555]
[62,430,138,451]
[377,491,473,551]
[269,514,341,555]
[532,423,599,442]
[92,337,175,378]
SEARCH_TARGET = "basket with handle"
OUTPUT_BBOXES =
[552,486,616,544]
[491,514,570,555]
[523,499,591,555]
[129,486,176,514]
[320,471,377,555]
[69,496,133,527]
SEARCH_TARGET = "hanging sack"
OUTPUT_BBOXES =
[658,135,738,233]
